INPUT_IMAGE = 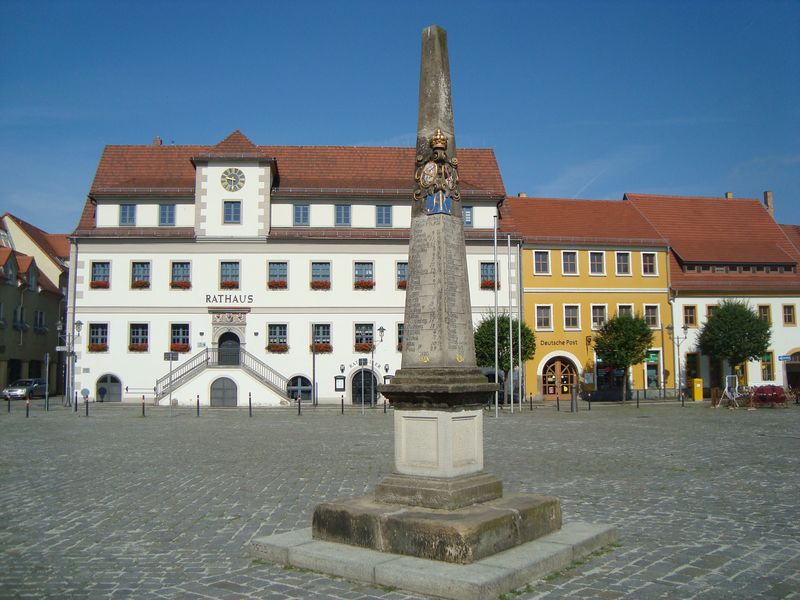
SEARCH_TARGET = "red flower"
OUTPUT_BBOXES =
[170,343,190,353]
[90,280,109,289]
[268,279,288,289]
[310,342,333,353]
[88,343,108,352]
[220,280,239,289]
[170,280,191,289]
[354,342,374,353]
[397,280,407,289]
[481,279,498,290]
[310,280,331,290]
[128,343,148,352]
[396,342,403,352]
[131,280,150,289]
[354,280,375,290]
[267,343,289,353]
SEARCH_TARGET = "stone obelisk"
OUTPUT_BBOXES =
[311,25,562,564]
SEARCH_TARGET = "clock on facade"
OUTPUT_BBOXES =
[220,168,245,192]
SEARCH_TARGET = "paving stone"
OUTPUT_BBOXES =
[1,402,799,598]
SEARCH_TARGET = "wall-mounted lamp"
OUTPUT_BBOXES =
[340,364,346,373]
[378,325,386,342]
[384,364,390,373]
[585,335,592,346]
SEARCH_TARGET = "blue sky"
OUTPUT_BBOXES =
[1,0,798,233]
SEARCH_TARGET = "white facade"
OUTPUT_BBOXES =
[69,140,511,407]
[670,295,800,390]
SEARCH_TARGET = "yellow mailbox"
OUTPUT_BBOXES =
[692,378,704,401]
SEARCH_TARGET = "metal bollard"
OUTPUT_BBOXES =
[588,393,592,411]
[7,398,10,413]
[85,396,89,417]
[249,392,252,418]
[141,395,145,417]
[74,391,78,413]
[341,395,344,415]
[529,394,533,411]
[636,391,640,409]
[556,394,560,411]
[26,398,30,418]
[196,394,200,417]
[383,398,387,413]
[297,395,301,416]
[681,390,685,408]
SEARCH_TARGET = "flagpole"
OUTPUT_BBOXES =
[507,234,513,414]
[494,214,499,418]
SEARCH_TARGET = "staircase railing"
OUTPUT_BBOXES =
[155,348,214,398]
[155,346,288,399]
[240,348,289,396]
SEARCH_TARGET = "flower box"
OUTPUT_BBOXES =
[131,279,150,289]
[170,343,190,353]
[90,280,110,289]
[310,342,333,353]
[267,342,289,353]
[268,279,288,289]
[220,280,239,289]
[170,280,191,289]
[480,279,499,290]
[354,342,374,353]
[310,280,331,290]
[128,343,148,352]
[354,279,375,290]
[397,279,407,289]
[397,342,403,352]
[88,343,108,352]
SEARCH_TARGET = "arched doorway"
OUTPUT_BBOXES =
[218,332,240,366]
[287,376,312,401]
[541,357,577,401]
[352,369,378,406]
[96,374,122,402]
[210,377,237,407]
[786,351,800,391]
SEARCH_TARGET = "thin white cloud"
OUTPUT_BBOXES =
[533,145,657,199]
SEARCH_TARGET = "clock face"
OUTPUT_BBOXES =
[221,168,245,192]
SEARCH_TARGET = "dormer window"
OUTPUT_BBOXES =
[120,204,136,226]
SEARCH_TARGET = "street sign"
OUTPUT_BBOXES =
[164,352,179,361]
[56,345,69,352]
[778,355,791,361]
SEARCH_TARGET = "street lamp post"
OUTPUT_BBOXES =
[57,319,82,407]
[370,326,385,407]
[667,324,689,399]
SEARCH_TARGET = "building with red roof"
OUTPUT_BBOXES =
[68,131,510,405]
[625,192,800,392]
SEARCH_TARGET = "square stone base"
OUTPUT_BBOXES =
[374,472,502,509]
[249,521,618,600]
[312,492,561,564]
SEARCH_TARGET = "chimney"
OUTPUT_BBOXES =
[518,192,527,198]
[724,191,733,199]
[763,190,774,219]
[152,136,163,146]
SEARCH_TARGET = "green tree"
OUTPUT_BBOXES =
[474,313,535,401]
[592,314,654,403]
[698,300,771,385]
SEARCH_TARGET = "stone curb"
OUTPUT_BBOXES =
[248,521,618,600]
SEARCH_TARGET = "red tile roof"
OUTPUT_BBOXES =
[88,132,505,199]
[2,213,70,266]
[499,196,666,246]
[0,247,12,267]
[625,194,800,293]
[625,193,796,264]
[780,224,800,254]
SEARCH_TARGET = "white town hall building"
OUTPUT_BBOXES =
[66,131,512,406]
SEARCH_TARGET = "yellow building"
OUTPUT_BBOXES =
[502,197,674,401]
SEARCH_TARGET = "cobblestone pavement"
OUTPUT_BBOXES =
[1,399,799,599]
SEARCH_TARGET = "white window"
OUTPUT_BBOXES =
[462,206,473,228]
[642,252,657,276]
[644,305,660,328]
[615,252,631,276]
[533,251,550,275]
[535,305,553,330]
[564,305,580,330]
[591,305,607,330]
[561,251,578,275]
[617,304,633,318]
[589,251,605,275]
